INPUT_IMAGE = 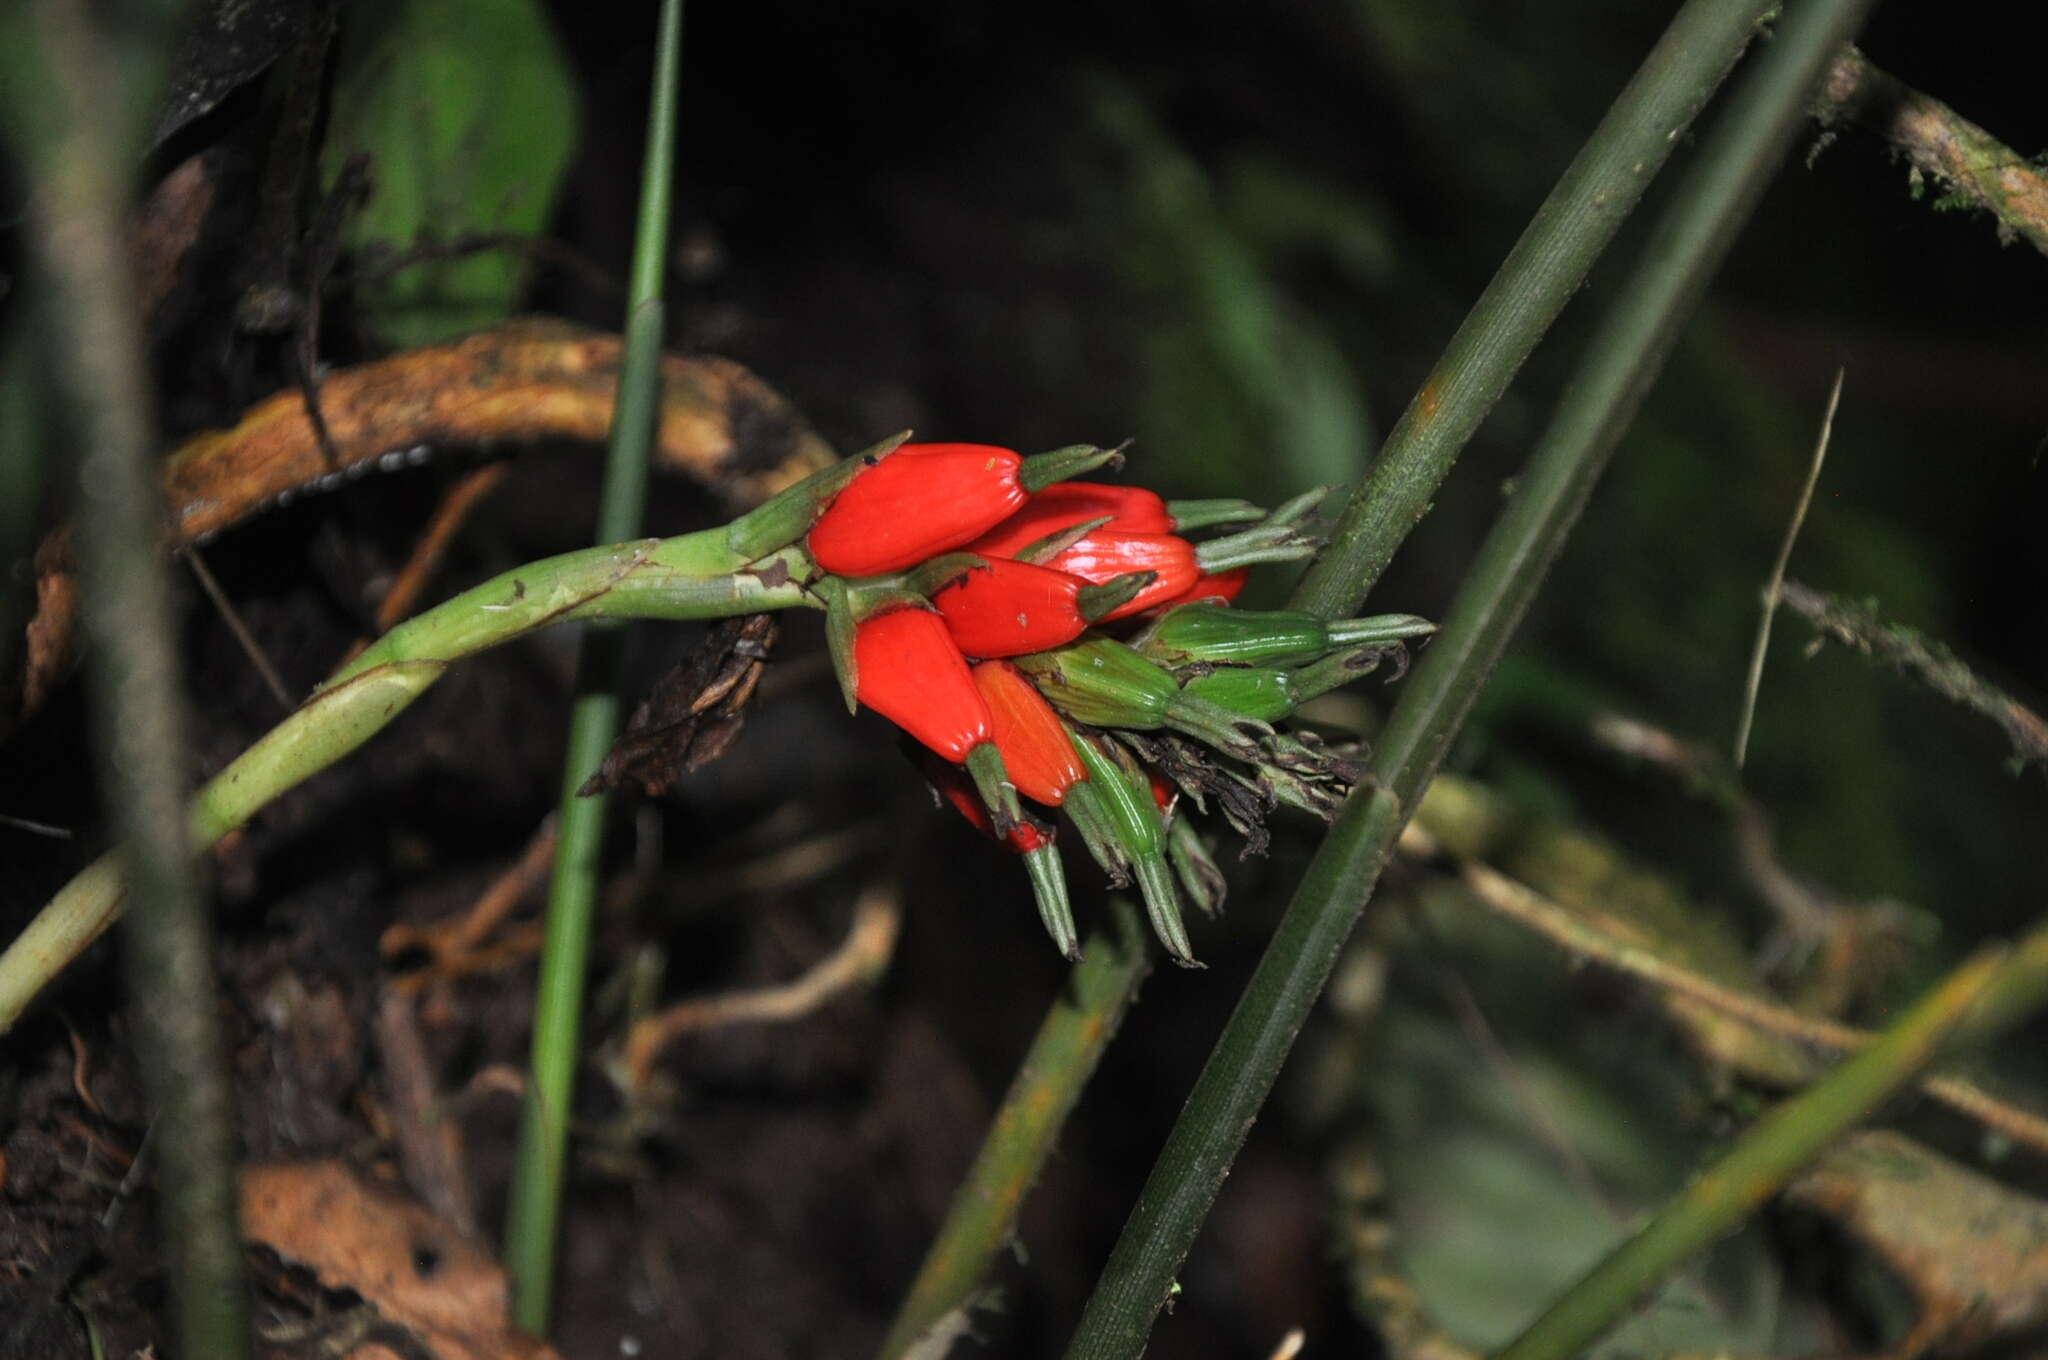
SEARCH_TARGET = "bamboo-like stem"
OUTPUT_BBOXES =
[1287,0,1779,622]
[0,540,816,1035]
[878,900,1150,1359]
[1491,917,2048,1360]
[5,0,251,1354]
[505,0,686,1328]
[1062,0,1879,1352]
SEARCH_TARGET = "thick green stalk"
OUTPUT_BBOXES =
[1063,1,1879,1353]
[1288,0,1777,621]
[877,900,1150,1358]
[506,0,687,1329]
[1494,919,2048,1360]
[5,0,250,1355]
[0,542,814,1035]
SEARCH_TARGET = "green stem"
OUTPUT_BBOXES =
[1493,920,2048,1360]
[505,0,686,1329]
[1287,0,1779,622]
[876,900,1151,1359]
[0,547,813,1036]
[1063,0,1879,1352]
[6,0,250,1355]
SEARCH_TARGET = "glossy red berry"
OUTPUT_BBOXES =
[971,660,1089,806]
[853,606,992,762]
[1040,530,1198,620]
[932,559,1093,659]
[808,443,1028,577]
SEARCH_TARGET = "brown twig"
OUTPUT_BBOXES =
[1814,45,2048,256]
[382,816,559,993]
[1734,368,1841,768]
[371,463,510,634]
[1454,857,2048,1157]
[13,320,835,729]
[372,988,476,1235]
[1779,578,2048,770]
[292,152,373,471]
[1592,713,1858,958]
[180,544,294,711]
[347,231,627,304]
[621,883,901,1089]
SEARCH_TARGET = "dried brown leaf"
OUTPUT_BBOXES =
[1785,1130,2048,1355]
[580,614,778,798]
[241,1159,557,1360]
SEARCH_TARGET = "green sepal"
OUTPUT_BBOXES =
[1327,613,1437,647]
[1180,667,1300,723]
[963,741,1026,846]
[1070,734,1194,964]
[1131,602,1331,668]
[1076,570,1157,622]
[1013,514,1113,566]
[1190,485,1331,572]
[1164,497,1266,531]
[1018,442,1125,493]
[1014,636,1179,729]
[1062,780,1132,886]
[818,577,860,714]
[1167,817,1227,918]
[1287,644,1402,706]
[1133,853,1199,967]
[725,429,912,561]
[1161,690,1274,763]
[898,551,990,598]
[1021,845,1082,962]
[1070,733,1163,860]
[818,578,933,715]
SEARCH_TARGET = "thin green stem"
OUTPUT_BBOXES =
[1287,0,1778,622]
[0,544,814,1036]
[506,0,686,1329]
[6,0,250,1354]
[1064,1,1879,1352]
[877,900,1151,1358]
[1493,919,2048,1360]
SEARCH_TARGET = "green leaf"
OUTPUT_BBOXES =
[1359,972,1820,1359]
[323,0,578,348]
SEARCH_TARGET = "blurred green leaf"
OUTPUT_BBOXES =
[1080,74,1374,499]
[1361,967,1820,1358]
[323,0,578,348]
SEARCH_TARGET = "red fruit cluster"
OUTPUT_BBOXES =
[809,446,1228,774]
[803,439,1303,965]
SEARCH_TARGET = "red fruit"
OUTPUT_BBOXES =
[1168,568,1250,608]
[972,660,1088,806]
[808,443,1028,576]
[854,606,991,762]
[932,558,1092,659]
[1149,771,1178,817]
[968,482,1175,559]
[1041,530,1198,620]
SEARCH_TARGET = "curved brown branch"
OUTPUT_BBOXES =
[13,318,834,728]
[1451,854,2048,1157]
[1780,579,2048,770]
[1815,45,2048,256]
